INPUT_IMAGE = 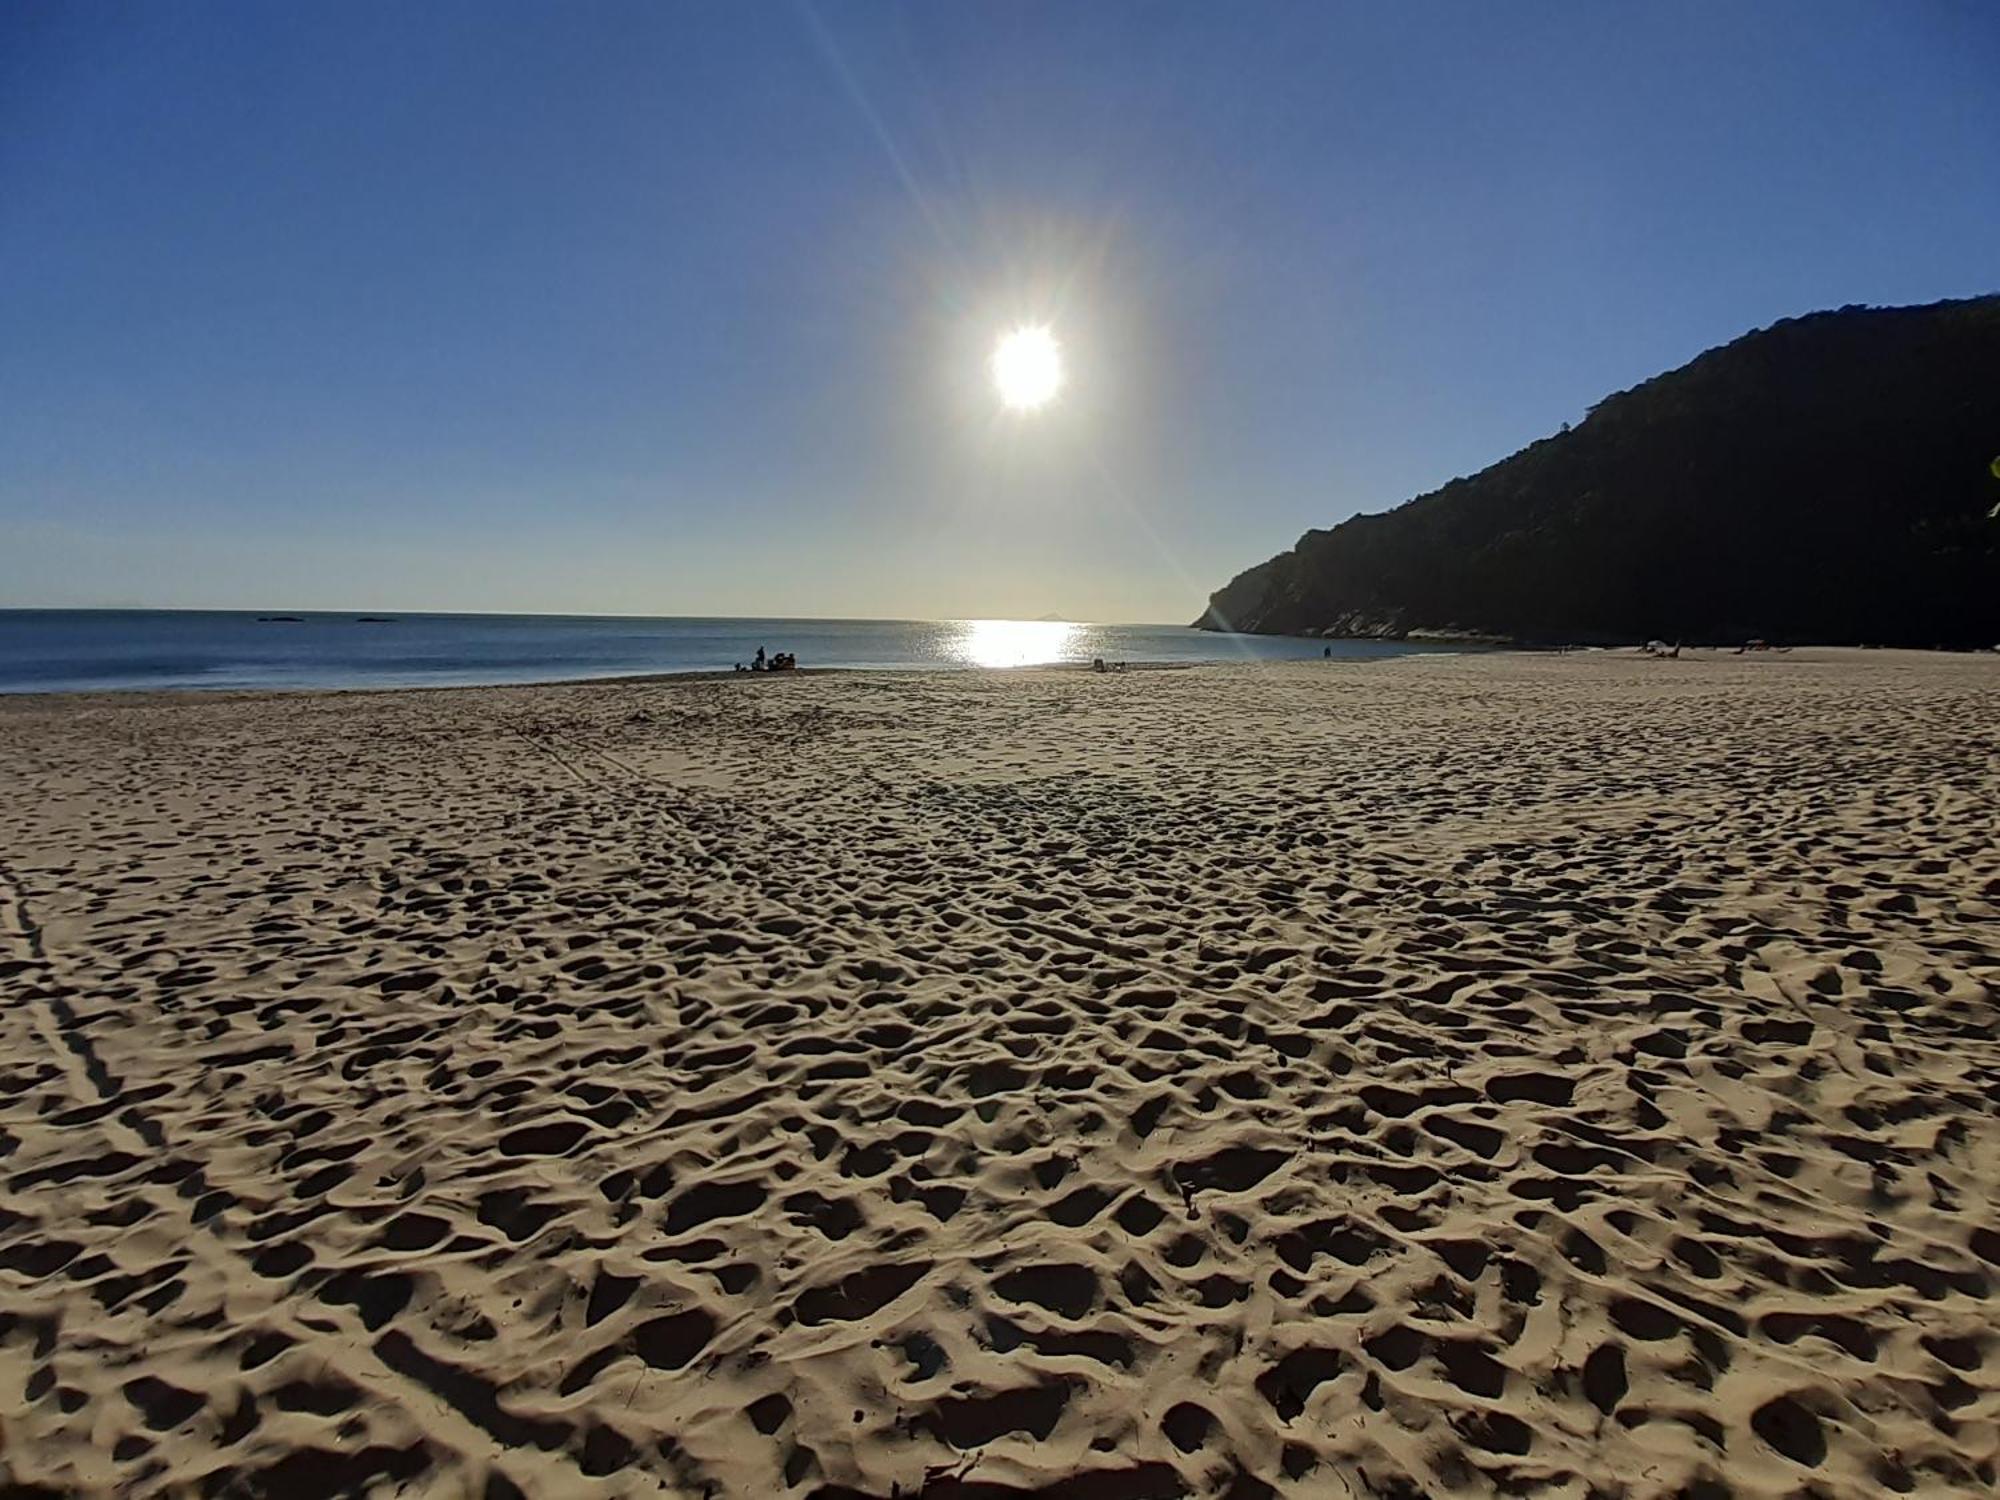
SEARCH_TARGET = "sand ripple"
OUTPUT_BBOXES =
[0,649,1995,1497]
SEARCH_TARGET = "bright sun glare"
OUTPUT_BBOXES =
[953,618,1078,668]
[991,325,1064,412]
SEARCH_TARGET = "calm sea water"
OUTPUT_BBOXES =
[0,611,1457,694]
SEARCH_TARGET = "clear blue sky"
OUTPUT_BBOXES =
[3,2,1995,620]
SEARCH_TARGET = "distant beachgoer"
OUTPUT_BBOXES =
[754,646,767,671]
[1323,646,1331,659]
[1092,657,1107,673]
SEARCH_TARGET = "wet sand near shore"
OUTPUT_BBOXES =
[0,649,1995,1498]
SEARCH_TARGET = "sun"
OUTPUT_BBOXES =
[991,325,1064,412]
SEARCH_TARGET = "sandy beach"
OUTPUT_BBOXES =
[1,648,1995,1499]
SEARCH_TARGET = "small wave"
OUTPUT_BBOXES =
[0,657,228,691]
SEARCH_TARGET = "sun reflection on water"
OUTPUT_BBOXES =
[948,619,1082,669]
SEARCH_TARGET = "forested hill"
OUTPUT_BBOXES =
[1196,296,2000,646]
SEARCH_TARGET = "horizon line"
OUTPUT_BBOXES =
[0,604,1207,629]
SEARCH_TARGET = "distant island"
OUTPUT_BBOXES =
[1197,295,2000,647]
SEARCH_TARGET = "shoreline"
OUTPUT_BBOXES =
[0,656,1216,705]
[0,642,1982,708]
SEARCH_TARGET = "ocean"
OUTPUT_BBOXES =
[0,610,1460,694]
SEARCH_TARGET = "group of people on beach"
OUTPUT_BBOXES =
[736,646,797,673]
